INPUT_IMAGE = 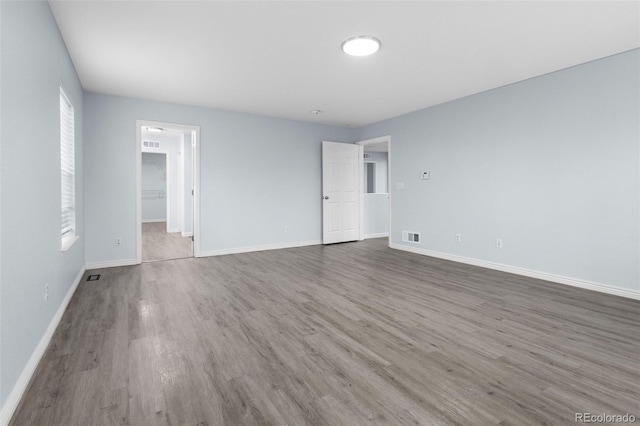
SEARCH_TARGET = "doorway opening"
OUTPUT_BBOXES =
[136,120,200,263]
[356,136,390,244]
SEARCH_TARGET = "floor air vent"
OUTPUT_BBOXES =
[87,274,101,281]
[402,231,421,243]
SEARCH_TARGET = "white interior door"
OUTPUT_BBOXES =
[322,141,361,244]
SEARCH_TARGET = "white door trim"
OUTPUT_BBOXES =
[136,120,201,263]
[356,136,391,244]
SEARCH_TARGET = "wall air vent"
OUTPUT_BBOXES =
[402,231,421,243]
[364,153,372,159]
[143,140,160,149]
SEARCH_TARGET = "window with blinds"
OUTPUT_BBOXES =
[60,88,77,251]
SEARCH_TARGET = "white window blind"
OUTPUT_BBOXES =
[60,88,76,249]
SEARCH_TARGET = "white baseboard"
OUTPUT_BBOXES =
[365,233,389,239]
[0,266,86,426]
[181,232,193,237]
[141,219,166,223]
[389,243,640,300]
[198,240,322,258]
[85,258,138,270]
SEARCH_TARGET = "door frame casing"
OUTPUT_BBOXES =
[136,120,201,263]
[356,136,391,243]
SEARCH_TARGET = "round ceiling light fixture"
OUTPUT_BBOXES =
[341,36,381,57]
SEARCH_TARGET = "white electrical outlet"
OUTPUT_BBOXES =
[496,238,503,249]
[44,284,49,303]
[115,237,122,246]
[455,234,461,242]
[284,226,289,233]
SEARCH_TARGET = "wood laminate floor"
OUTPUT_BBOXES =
[142,222,192,262]
[10,238,640,425]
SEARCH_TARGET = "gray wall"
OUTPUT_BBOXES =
[357,49,640,292]
[364,195,389,237]
[84,93,355,263]
[1,0,85,410]
[141,152,167,222]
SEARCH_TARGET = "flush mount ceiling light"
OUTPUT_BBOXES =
[146,126,163,133]
[311,110,322,115]
[341,36,381,57]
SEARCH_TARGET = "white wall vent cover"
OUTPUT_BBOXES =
[363,153,372,159]
[143,140,160,149]
[402,231,421,243]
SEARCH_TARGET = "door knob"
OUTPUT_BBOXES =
[323,196,329,200]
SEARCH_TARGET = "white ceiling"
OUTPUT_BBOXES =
[49,1,639,128]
